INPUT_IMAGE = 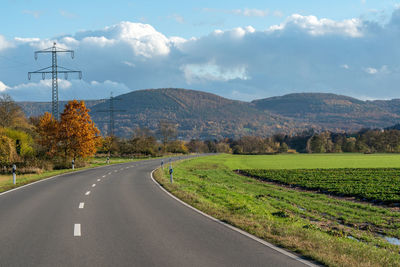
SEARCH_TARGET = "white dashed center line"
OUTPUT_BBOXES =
[92,184,96,187]
[102,175,106,178]
[97,179,101,182]
[114,170,118,173]
[79,202,85,209]
[85,191,91,196]
[108,172,112,175]
[74,224,81,236]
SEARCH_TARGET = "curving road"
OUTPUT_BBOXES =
[0,156,315,267]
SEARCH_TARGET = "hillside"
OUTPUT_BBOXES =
[89,88,302,138]
[18,89,400,138]
[252,93,400,131]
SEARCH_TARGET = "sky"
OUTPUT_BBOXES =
[1,0,400,101]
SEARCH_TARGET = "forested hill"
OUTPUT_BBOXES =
[18,89,400,138]
[252,93,400,132]
[89,88,301,139]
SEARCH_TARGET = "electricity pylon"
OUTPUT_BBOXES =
[28,42,82,120]
[96,92,126,136]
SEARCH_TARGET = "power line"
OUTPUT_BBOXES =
[95,92,126,136]
[27,42,82,120]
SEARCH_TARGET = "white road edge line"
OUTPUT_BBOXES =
[85,191,91,196]
[74,224,81,236]
[79,202,85,209]
[0,160,143,197]
[92,184,96,187]
[150,169,318,267]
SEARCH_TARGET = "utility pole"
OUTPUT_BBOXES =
[28,42,82,120]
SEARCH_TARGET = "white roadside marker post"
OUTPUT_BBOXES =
[169,164,173,184]
[161,160,164,170]
[12,164,16,185]
[72,159,75,170]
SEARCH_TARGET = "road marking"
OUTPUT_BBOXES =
[102,175,106,178]
[97,179,101,182]
[85,191,90,196]
[108,172,112,175]
[114,170,118,173]
[79,202,84,209]
[74,224,81,236]
[92,184,96,187]
[150,169,317,267]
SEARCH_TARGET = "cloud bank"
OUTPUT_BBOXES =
[1,10,400,101]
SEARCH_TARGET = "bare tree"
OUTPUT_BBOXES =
[158,120,177,152]
[0,94,29,129]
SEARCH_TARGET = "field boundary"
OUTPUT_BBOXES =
[150,169,319,267]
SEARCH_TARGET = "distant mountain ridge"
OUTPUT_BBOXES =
[252,93,400,132]
[18,89,400,138]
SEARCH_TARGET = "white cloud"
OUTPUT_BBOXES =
[22,10,42,19]
[182,63,249,83]
[364,67,378,74]
[233,8,269,17]
[168,14,185,24]
[268,14,363,37]
[273,11,284,18]
[4,79,130,101]
[3,10,400,102]
[75,22,171,57]
[0,81,8,92]
[364,65,390,75]
[0,35,12,51]
[122,61,136,67]
[60,10,77,19]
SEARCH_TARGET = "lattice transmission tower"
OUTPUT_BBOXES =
[96,92,125,136]
[28,42,82,120]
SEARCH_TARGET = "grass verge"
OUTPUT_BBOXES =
[154,155,400,267]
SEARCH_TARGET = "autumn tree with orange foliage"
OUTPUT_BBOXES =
[37,100,100,162]
[58,100,100,161]
[37,112,59,156]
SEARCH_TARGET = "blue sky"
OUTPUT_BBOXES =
[2,0,397,39]
[1,0,400,101]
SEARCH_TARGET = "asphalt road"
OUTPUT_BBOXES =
[0,156,314,267]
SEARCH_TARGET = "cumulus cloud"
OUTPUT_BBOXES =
[5,79,130,101]
[0,35,13,51]
[268,14,363,37]
[2,10,400,102]
[181,63,249,83]
[0,81,8,92]
[364,67,378,74]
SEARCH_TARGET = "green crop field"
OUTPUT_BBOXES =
[155,154,400,267]
[240,168,400,203]
[211,153,400,170]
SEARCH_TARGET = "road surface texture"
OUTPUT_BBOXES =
[0,156,316,266]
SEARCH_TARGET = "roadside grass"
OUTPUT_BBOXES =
[0,156,154,194]
[154,154,400,267]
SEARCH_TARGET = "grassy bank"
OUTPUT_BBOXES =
[154,154,400,267]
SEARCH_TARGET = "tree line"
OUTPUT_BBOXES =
[2,93,400,175]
